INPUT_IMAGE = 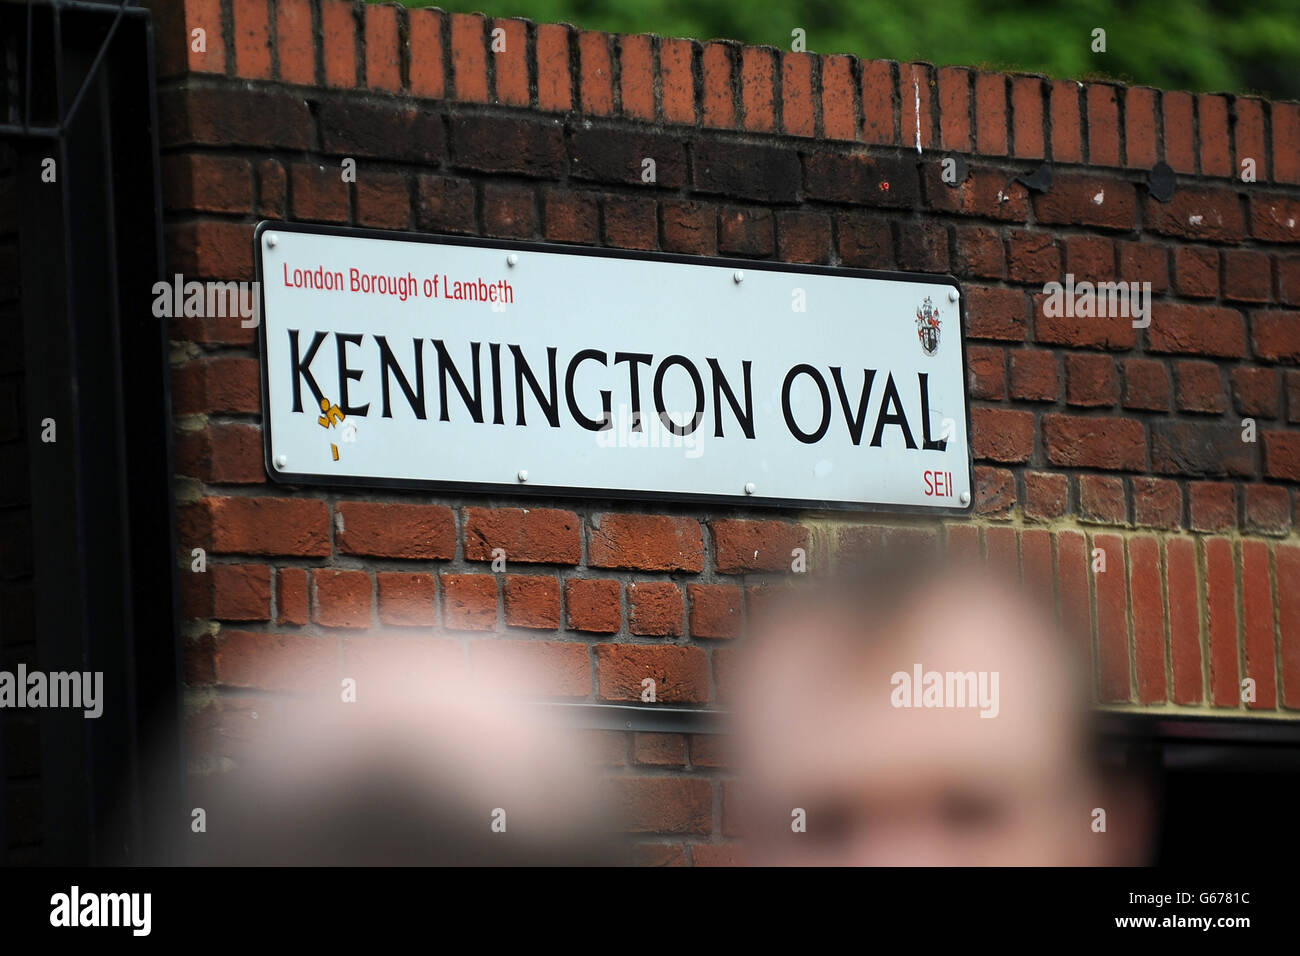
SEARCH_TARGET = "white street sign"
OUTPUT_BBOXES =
[255,222,973,512]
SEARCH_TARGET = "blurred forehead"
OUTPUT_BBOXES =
[737,572,1086,790]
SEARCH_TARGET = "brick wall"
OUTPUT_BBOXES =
[150,0,1300,864]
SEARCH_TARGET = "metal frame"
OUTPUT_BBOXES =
[2,0,182,865]
[253,219,978,518]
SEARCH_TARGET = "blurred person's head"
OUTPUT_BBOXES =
[735,550,1153,866]
[179,644,619,866]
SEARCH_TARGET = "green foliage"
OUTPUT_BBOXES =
[392,0,1300,100]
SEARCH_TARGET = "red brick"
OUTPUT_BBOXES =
[1128,537,1167,704]
[970,466,1013,518]
[954,225,1005,279]
[1009,349,1058,401]
[937,67,972,152]
[1123,358,1172,412]
[627,582,683,636]
[966,286,1027,341]
[904,64,935,151]
[356,172,410,230]
[1062,235,1116,280]
[206,563,271,621]
[1222,249,1271,303]
[1049,80,1083,163]
[1253,310,1300,363]
[463,507,581,565]
[718,207,773,257]
[604,195,657,250]
[468,639,590,697]
[776,210,831,264]
[589,514,704,572]
[1033,174,1137,231]
[821,55,856,141]
[213,630,338,693]
[596,644,709,703]
[1024,471,1067,521]
[289,163,349,223]
[946,523,981,562]
[157,0,226,76]
[233,0,273,80]
[440,574,498,631]
[712,519,808,573]
[1198,93,1232,177]
[1174,246,1219,298]
[1079,475,1126,525]
[491,18,529,106]
[376,572,437,626]
[606,777,711,834]
[1086,84,1120,167]
[984,525,1018,571]
[166,220,255,285]
[966,345,1006,400]
[1244,484,1290,536]
[1250,194,1300,243]
[258,158,285,218]
[838,214,893,269]
[1162,91,1196,173]
[619,34,656,121]
[781,52,816,138]
[162,154,253,215]
[1020,527,1053,595]
[578,31,613,116]
[1065,353,1118,407]
[1204,537,1239,707]
[632,844,687,867]
[1241,539,1277,709]
[1166,536,1203,704]
[1144,188,1246,243]
[1043,415,1145,471]
[1189,482,1236,533]
[503,575,562,630]
[687,584,741,639]
[536,23,572,112]
[1033,291,1137,351]
[689,734,735,768]
[633,733,685,767]
[971,407,1034,463]
[693,845,746,867]
[416,174,475,234]
[1092,533,1130,701]
[278,567,308,626]
[483,182,537,238]
[860,59,894,145]
[1277,545,1300,707]
[1056,530,1091,659]
[1147,303,1245,358]
[1272,103,1300,184]
[543,189,599,245]
[207,496,330,556]
[661,200,717,255]
[313,569,371,628]
[1175,360,1225,414]
[1118,240,1169,292]
[1124,87,1158,169]
[175,423,263,484]
[566,578,621,633]
[660,39,695,125]
[336,502,455,559]
[1233,97,1268,183]
[1133,477,1182,530]
[1011,75,1045,159]
[740,47,776,134]
[450,12,489,102]
[320,0,357,88]
[364,2,402,92]
[923,166,1028,221]
[408,7,444,98]
[1264,431,1300,481]
[1003,230,1055,282]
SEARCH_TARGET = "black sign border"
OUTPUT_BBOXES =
[253,219,975,517]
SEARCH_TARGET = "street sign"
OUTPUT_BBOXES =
[255,222,973,513]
